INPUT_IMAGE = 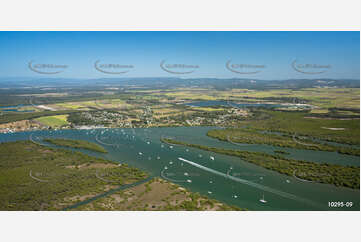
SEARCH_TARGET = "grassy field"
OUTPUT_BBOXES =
[50,101,95,110]
[0,110,77,124]
[190,107,226,112]
[35,114,69,127]
[95,99,132,109]
[44,138,108,153]
[48,99,134,111]
[149,87,360,110]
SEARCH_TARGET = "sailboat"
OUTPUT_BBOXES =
[259,193,267,203]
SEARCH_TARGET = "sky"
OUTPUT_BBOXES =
[0,31,359,80]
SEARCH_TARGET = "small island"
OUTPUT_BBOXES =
[44,138,108,153]
[274,150,290,155]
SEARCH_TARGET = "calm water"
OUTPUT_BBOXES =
[0,104,34,112]
[0,127,359,211]
[1,109,33,112]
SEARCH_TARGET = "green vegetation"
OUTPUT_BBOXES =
[161,138,360,189]
[75,177,244,211]
[274,150,290,155]
[0,110,77,124]
[0,140,241,211]
[0,141,147,210]
[207,128,359,156]
[44,138,108,153]
[35,115,69,127]
[237,110,359,145]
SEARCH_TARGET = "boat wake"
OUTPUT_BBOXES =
[178,157,322,208]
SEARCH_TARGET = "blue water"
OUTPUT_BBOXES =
[0,104,34,112]
[1,109,34,112]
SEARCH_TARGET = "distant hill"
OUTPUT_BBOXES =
[0,77,359,89]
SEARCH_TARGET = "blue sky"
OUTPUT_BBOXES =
[0,31,359,79]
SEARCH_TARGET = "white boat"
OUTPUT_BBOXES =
[259,194,267,203]
[186,179,192,183]
[138,152,143,155]
[210,156,215,160]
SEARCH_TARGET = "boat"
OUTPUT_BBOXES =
[259,194,267,203]
[210,156,215,160]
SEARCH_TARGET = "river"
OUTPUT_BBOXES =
[0,126,359,211]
